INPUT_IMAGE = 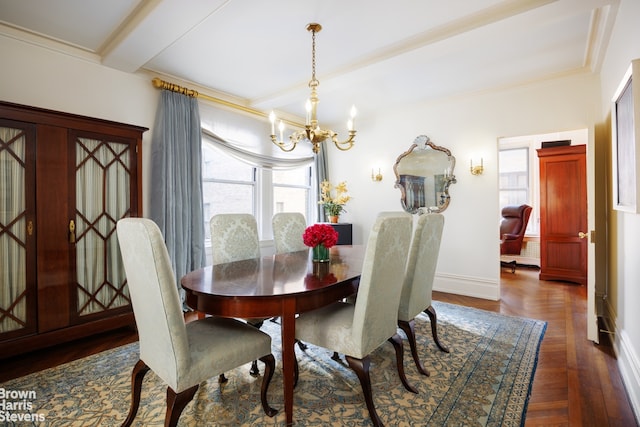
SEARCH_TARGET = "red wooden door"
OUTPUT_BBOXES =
[538,145,587,285]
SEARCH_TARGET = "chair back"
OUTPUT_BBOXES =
[273,212,307,254]
[210,213,260,264]
[398,213,445,322]
[500,204,532,255]
[351,212,412,354]
[116,218,188,390]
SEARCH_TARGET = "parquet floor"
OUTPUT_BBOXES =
[435,267,638,427]
[0,267,637,426]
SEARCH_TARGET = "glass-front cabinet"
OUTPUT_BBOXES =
[0,101,146,356]
[0,119,36,341]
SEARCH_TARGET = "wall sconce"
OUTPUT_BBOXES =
[470,158,484,175]
[371,168,383,182]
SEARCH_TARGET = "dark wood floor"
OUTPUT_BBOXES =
[0,267,637,426]
[436,267,638,427]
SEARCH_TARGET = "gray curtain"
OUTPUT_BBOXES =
[315,144,329,222]
[149,90,206,295]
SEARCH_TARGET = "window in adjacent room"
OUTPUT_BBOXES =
[499,148,529,205]
[498,146,537,235]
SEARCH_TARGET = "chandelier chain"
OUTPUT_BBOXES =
[311,28,317,86]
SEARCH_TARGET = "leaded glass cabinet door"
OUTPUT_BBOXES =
[71,131,137,322]
[0,119,37,340]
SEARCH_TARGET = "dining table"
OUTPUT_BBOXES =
[181,244,365,426]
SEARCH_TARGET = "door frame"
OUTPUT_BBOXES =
[498,128,597,342]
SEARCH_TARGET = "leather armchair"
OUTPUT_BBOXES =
[500,204,532,255]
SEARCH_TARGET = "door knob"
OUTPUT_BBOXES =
[578,231,588,239]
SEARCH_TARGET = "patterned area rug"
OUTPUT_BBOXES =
[0,302,546,426]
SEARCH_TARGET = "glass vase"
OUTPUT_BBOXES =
[312,244,330,262]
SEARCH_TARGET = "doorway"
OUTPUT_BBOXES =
[498,128,598,342]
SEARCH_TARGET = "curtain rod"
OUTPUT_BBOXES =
[151,77,303,128]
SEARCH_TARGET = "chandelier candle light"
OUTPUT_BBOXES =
[303,223,339,262]
[270,23,357,154]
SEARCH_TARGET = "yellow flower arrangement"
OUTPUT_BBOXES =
[319,180,351,216]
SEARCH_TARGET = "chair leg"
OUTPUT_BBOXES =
[250,360,260,377]
[424,305,450,353]
[165,385,198,427]
[249,320,265,377]
[121,359,150,427]
[293,352,299,388]
[258,354,279,417]
[398,319,429,376]
[388,334,418,394]
[500,260,517,273]
[345,355,384,427]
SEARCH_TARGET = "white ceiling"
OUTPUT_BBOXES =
[0,0,619,125]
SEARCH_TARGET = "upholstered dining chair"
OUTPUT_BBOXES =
[271,212,310,352]
[210,213,265,378]
[210,213,261,264]
[294,212,416,427]
[397,213,448,377]
[272,212,307,254]
[116,218,277,427]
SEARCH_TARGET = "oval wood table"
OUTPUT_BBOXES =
[181,245,365,426]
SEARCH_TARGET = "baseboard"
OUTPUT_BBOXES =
[603,301,640,423]
[433,272,500,301]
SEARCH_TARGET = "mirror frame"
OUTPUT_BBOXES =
[393,135,457,214]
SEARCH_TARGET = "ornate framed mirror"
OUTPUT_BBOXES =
[393,135,457,214]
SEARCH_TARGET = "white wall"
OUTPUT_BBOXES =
[328,72,599,300]
[598,0,640,419]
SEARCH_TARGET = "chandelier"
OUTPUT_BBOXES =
[270,23,357,154]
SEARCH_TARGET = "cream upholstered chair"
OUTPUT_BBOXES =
[210,213,265,378]
[210,213,261,264]
[116,218,277,427]
[294,212,415,427]
[397,213,448,377]
[272,212,307,254]
[271,212,310,352]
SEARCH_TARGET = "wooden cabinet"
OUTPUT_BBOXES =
[537,145,587,285]
[0,101,147,357]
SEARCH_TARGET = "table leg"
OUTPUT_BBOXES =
[281,299,296,426]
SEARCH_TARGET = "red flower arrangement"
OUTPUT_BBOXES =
[303,224,339,248]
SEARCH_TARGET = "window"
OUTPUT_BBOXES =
[498,146,537,235]
[202,141,255,219]
[273,168,311,221]
[499,148,529,207]
[202,140,312,243]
